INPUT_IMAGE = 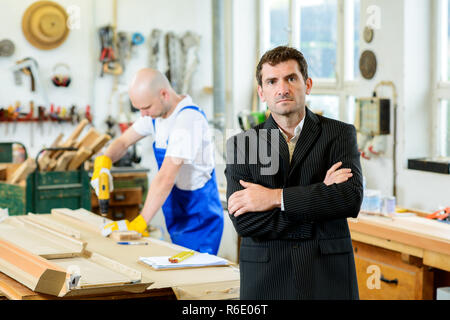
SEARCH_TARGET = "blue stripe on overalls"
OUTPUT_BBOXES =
[152,106,224,254]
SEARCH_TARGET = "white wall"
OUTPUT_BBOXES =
[0,0,214,159]
[0,0,96,157]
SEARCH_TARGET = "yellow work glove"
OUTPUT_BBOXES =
[101,214,149,237]
[90,155,114,196]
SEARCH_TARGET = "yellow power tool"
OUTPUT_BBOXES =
[98,171,110,217]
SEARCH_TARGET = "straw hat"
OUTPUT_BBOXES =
[22,1,70,50]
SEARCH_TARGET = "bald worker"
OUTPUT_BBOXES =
[91,68,224,254]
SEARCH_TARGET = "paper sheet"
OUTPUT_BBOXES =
[139,253,228,270]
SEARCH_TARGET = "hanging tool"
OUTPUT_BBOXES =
[85,105,92,123]
[148,29,162,69]
[11,58,49,108]
[103,61,123,75]
[116,32,131,70]
[69,105,79,124]
[25,101,35,147]
[105,115,117,138]
[131,32,144,46]
[129,32,144,59]
[98,25,123,77]
[20,62,35,91]
[38,106,45,134]
[180,31,201,94]
[12,101,20,134]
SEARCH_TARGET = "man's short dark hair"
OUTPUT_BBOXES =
[256,46,309,86]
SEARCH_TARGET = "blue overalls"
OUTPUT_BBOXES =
[152,106,224,255]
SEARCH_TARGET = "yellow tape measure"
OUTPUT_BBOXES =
[168,250,194,263]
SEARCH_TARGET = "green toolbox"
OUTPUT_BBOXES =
[0,145,91,216]
[0,166,91,216]
[0,142,28,163]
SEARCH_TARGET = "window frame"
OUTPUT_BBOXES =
[258,0,362,123]
[433,0,450,157]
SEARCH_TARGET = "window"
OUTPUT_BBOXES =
[306,95,339,119]
[352,0,360,79]
[269,0,290,48]
[260,0,362,123]
[435,0,450,156]
[298,0,338,79]
[439,100,450,156]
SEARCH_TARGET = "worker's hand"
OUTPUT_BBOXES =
[101,214,149,237]
[91,155,114,196]
[228,181,282,217]
[323,162,353,186]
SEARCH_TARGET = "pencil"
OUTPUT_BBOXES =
[168,250,195,263]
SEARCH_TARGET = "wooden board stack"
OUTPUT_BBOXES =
[5,120,111,184]
[0,213,144,297]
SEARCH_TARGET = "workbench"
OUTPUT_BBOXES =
[348,212,450,300]
[0,213,240,300]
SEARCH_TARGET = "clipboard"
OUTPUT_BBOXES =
[138,254,230,271]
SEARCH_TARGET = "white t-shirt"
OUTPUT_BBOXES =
[131,95,215,191]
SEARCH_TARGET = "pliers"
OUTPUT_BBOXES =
[426,207,450,221]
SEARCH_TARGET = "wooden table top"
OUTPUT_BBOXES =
[349,212,450,271]
[0,214,240,300]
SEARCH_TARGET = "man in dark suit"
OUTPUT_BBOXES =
[225,46,363,300]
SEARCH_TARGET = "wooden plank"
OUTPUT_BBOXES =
[51,208,112,235]
[8,158,36,184]
[38,133,64,171]
[26,213,81,239]
[350,230,424,258]
[75,128,101,149]
[87,251,141,283]
[55,151,77,171]
[0,165,6,181]
[53,257,132,288]
[1,163,21,181]
[68,119,90,142]
[15,216,86,252]
[0,271,155,300]
[38,156,51,172]
[348,215,450,256]
[423,250,450,272]
[90,134,111,155]
[173,281,240,300]
[67,147,92,171]
[110,231,141,241]
[0,238,67,296]
[52,251,141,290]
[0,218,85,259]
[0,271,47,300]
[47,159,57,172]
[352,214,450,242]
[50,119,90,160]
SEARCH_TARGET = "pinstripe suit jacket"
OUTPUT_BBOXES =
[225,108,363,300]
